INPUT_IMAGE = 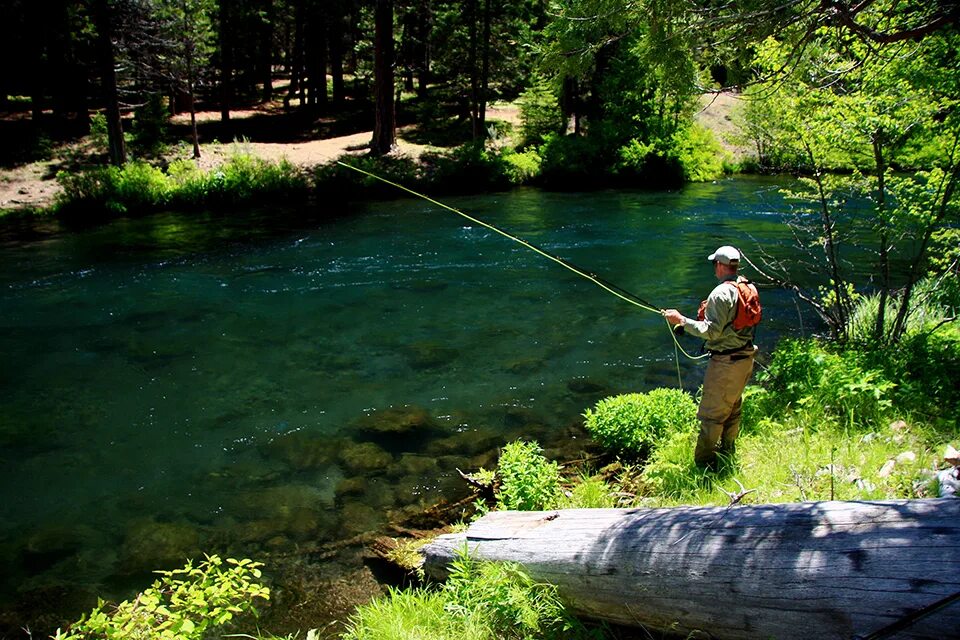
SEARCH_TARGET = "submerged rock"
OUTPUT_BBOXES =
[353,405,439,435]
[119,519,203,574]
[340,503,384,536]
[402,342,459,370]
[388,453,440,479]
[260,431,341,471]
[339,441,394,475]
[567,377,607,395]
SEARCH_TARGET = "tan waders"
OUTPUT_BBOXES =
[694,346,757,468]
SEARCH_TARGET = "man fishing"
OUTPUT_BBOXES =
[662,246,760,470]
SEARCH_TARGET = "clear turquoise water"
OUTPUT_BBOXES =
[0,178,808,629]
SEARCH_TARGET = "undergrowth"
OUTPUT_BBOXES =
[341,549,600,640]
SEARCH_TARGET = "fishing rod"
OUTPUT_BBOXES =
[334,160,708,366]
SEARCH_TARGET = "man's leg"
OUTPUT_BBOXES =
[719,354,756,452]
[695,358,728,468]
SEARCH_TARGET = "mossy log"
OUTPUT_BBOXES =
[422,499,960,639]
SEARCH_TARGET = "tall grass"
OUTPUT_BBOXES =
[341,550,599,640]
[55,147,309,218]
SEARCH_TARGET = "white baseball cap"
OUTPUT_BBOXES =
[708,246,740,265]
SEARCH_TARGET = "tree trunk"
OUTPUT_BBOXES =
[370,0,396,155]
[93,0,125,166]
[260,0,274,102]
[467,0,480,138]
[329,7,346,105]
[873,134,890,343]
[423,500,960,640]
[219,1,233,122]
[285,0,305,109]
[477,0,491,136]
[307,7,328,109]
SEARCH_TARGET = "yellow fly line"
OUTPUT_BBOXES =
[334,160,709,369]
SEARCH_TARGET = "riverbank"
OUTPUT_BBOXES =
[0,95,746,216]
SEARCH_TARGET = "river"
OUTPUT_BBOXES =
[0,177,813,634]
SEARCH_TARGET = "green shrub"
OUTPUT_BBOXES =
[420,143,512,194]
[113,161,171,212]
[495,440,561,511]
[314,155,421,201]
[583,389,698,459]
[56,166,121,212]
[89,112,109,155]
[56,151,307,216]
[444,551,588,639]
[870,324,960,420]
[670,124,726,182]
[757,338,895,427]
[341,587,489,640]
[54,555,269,640]
[501,148,542,184]
[342,550,597,640]
[518,77,565,147]
[537,133,610,189]
[131,93,169,157]
[557,473,618,509]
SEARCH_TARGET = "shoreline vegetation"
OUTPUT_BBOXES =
[0,96,740,224]
[4,0,959,636]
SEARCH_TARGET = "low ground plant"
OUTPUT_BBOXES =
[54,555,269,640]
[341,550,597,640]
[753,338,896,427]
[583,389,698,460]
[495,440,561,511]
[55,149,308,217]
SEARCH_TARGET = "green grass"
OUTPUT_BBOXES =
[53,144,310,218]
[341,551,600,640]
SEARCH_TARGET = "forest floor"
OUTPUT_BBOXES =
[0,93,745,213]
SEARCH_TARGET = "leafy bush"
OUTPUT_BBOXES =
[495,440,561,511]
[131,93,170,157]
[557,473,618,509]
[537,133,610,190]
[757,338,895,427]
[444,552,588,639]
[314,155,421,201]
[114,161,171,212]
[670,124,726,182]
[56,151,308,217]
[867,324,960,420]
[501,148,542,184]
[342,550,597,640]
[518,76,566,147]
[54,555,269,640]
[420,143,512,194]
[583,389,698,459]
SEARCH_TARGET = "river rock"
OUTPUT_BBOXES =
[232,483,334,520]
[119,519,203,574]
[335,476,368,499]
[339,503,384,536]
[504,357,545,375]
[388,453,440,478]
[402,342,459,370]
[339,441,394,474]
[567,377,607,395]
[260,431,340,471]
[424,428,501,457]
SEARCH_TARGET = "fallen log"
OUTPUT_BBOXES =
[422,499,960,639]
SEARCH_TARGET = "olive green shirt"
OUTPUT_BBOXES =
[682,275,755,352]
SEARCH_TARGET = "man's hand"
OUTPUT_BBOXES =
[661,309,685,326]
